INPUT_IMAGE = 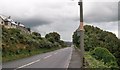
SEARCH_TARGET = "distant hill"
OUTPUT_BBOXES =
[73,25,120,67]
[64,41,72,47]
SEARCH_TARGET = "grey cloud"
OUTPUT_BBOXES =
[21,18,52,27]
[31,19,79,41]
[0,0,118,41]
[13,17,52,27]
[84,2,118,23]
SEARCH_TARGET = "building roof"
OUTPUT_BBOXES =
[11,22,18,25]
[19,23,25,27]
[0,15,18,25]
[0,15,6,20]
[0,15,25,27]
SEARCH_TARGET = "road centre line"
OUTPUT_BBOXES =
[15,59,40,70]
[54,52,58,55]
[44,55,52,59]
[65,48,73,68]
[14,48,69,70]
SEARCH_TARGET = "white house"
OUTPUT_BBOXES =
[0,15,18,28]
[0,15,31,34]
[18,23,25,27]
[0,15,6,26]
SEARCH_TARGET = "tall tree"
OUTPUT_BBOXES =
[45,32,60,43]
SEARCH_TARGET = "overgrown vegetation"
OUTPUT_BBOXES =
[91,47,117,64]
[85,52,109,68]
[91,47,118,68]
[73,25,120,68]
[85,52,118,68]
[2,26,67,62]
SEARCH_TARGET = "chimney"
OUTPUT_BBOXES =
[18,22,20,25]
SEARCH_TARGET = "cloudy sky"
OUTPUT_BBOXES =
[0,0,119,41]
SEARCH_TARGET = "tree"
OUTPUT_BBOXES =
[45,32,60,43]
[72,31,80,48]
[32,32,41,39]
[91,47,118,68]
[32,32,41,37]
[27,28,31,32]
[91,47,116,63]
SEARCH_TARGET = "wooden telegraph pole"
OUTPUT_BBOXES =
[78,0,84,67]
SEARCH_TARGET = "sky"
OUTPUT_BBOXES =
[0,0,119,41]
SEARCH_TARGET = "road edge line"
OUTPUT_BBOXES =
[66,46,73,69]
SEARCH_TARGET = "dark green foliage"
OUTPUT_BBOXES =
[38,39,53,48]
[73,31,80,48]
[45,32,67,48]
[91,47,117,64]
[27,28,31,32]
[45,32,60,42]
[72,25,120,67]
[85,52,118,68]
[32,32,41,39]
[46,37,55,43]
[32,32,41,37]
[59,40,67,48]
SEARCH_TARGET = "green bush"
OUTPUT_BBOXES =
[85,52,108,68]
[45,32,60,42]
[91,47,118,67]
[32,32,41,39]
[85,52,118,68]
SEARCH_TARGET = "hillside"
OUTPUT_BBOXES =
[73,25,120,68]
[2,26,67,62]
[64,42,72,47]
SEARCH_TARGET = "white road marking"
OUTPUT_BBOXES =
[54,52,58,55]
[14,47,71,70]
[64,47,73,68]
[15,59,40,70]
[44,55,52,59]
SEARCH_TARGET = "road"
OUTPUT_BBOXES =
[2,47,73,69]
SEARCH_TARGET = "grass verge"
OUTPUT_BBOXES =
[2,47,59,62]
[85,52,109,68]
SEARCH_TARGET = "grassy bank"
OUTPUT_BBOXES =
[84,52,118,68]
[2,47,60,62]
[2,27,67,62]
[85,52,108,68]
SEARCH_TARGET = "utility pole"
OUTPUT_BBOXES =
[78,0,84,67]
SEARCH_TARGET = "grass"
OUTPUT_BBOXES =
[84,52,109,68]
[2,47,59,62]
[85,52,119,68]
